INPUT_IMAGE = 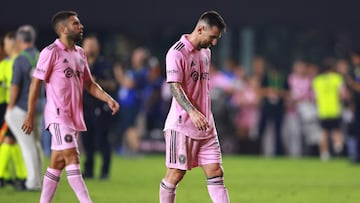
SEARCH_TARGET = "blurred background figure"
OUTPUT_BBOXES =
[230,73,262,154]
[284,60,314,157]
[312,59,346,161]
[5,25,43,191]
[114,47,149,156]
[142,56,165,140]
[209,64,235,140]
[231,74,261,140]
[81,34,118,179]
[0,31,27,189]
[258,65,289,156]
[344,50,360,163]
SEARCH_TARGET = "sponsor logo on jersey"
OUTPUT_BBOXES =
[191,71,209,81]
[64,67,74,78]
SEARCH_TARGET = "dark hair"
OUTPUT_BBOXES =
[199,10,226,33]
[51,11,78,33]
[5,31,16,40]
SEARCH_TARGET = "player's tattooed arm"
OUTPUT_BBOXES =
[169,82,195,113]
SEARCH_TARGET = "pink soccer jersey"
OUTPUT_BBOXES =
[33,39,91,131]
[164,34,217,140]
[288,74,312,101]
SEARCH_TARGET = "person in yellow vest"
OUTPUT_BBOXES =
[0,31,27,188]
[312,61,346,161]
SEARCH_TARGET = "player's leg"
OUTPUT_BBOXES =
[160,130,190,203]
[331,119,344,155]
[319,120,330,161]
[63,147,92,203]
[40,150,65,203]
[41,123,92,203]
[199,137,230,203]
[40,123,69,203]
[160,168,186,203]
[59,126,92,203]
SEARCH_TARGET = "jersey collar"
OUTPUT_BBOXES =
[180,34,195,52]
[55,39,78,52]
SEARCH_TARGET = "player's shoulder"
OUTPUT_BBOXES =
[167,41,187,58]
[40,42,61,57]
[45,42,59,51]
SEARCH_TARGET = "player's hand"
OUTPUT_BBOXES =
[188,109,210,131]
[107,98,120,115]
[21,114,35,135]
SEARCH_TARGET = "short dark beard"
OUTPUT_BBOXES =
[67,32,82,43]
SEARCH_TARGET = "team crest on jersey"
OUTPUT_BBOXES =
[64,67,74,78]
[191,70,199,81]
[79,58,84,66]
[179,154,186,164]
[191,61,196,67]
[63,58,69,63]
[64,134,73,143]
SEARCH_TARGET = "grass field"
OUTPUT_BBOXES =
[0,154,359,203]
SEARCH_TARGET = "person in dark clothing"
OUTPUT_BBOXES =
[343,50,360,163]
[258,66,289,156]
[81,34,117,179]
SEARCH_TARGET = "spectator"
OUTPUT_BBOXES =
[5,25,43,191]
[0,31,27,188]
[312,60,345,161]
[343,50,360,163]
[209,64,234,138]
[231,74,261,139]
[284,60,314,157]
[114,47,149,155]
[258,65,289,156]
[142,56,165,139]
[81,34,117,179]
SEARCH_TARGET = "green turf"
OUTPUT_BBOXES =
[0,155,359,203]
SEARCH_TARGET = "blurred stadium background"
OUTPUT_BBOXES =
[2,0,360,71]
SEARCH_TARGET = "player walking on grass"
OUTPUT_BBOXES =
[160,11,230,203]
[21,11,119,203]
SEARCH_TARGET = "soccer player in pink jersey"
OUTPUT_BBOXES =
[160,11,230,203]
[21,11,119,203]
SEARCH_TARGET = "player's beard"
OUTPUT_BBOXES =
[198,39,212,49]
[67,31,83,43]
[198,42,211,49]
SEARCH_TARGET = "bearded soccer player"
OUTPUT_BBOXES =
[21,11,119,203]
[159,11,230,203]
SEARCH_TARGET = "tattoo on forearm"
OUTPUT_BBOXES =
[170,83,195,112]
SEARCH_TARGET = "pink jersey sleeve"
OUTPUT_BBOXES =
[166,50,184,83]
[33,47,55,81]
